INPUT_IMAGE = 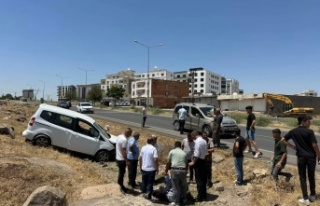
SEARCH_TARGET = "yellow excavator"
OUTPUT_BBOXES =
[263,93,314,116]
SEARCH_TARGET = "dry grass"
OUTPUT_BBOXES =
[0,101,319,206]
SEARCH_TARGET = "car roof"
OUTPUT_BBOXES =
[175,103,215,107]
[38,104,95,124]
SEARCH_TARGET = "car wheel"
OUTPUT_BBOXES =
[173,121,180,131]
[202,125,212,136]
[95,150,111,163]
[34,135,51,147]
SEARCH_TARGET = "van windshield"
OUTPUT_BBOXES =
[94,122,109,139]
[200,106,214,117]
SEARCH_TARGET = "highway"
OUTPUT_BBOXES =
[89,108,320,165]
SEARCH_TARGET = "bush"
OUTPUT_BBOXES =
[134,108,141,113]
[152,108,164,115]
[284,118,297,128]
[256,116,272,127]
[227,113,247,124]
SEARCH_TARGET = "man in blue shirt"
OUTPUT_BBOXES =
[127,131,140,188]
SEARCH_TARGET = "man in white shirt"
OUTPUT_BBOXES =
[116,127,133,194]
[177,106,188,134]
[139,137,159,200]
[189,130,208,202]
[181,133,195,182]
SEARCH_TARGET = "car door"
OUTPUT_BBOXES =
[190,106,203,130]
[68,119,100,156]
[183,106,192,130]
[50,113,74,148]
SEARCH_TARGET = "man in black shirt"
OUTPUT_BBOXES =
[244,106,262,158]
[213,108,223,148]
[233,128,246,186]
[270,129,292,182]
[282,115,320,205]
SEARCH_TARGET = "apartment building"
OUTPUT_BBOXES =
[188,67,222,96]
[173,71,188,82]
[57,85,76,99]
[77,84,100,101]
[135,68,173,80]
[101,69,135,99]
[221,77,240,95]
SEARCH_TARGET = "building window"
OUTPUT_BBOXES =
[201,72,204,76]
[200,89,204,93]
[161,73,164,76]
[200,84,204,87]
[152,74,155,77]
[200,78,204,81]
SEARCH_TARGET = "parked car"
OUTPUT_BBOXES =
[22,104,115,162]
[76,102,94,113]
[172,103,238,136]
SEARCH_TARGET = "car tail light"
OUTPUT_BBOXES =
[29,117,36,126]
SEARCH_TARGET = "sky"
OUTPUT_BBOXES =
[0,0,319,100]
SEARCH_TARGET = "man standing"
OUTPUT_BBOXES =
[139,137,159,200]
[213,108,223,148]
[177,106,188,134]
[282,115,320,205]
[203,132,215,188]
[233,128,246,186]
[271,129,292,182]
[244,105,262,158]
[189,131,208,202]
[127,131,140,188]
[142,106,147,128]
[116,128,133,193]
[181,133,195,183]
[166,141,188,206]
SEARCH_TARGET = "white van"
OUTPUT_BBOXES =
[22,104,115,162]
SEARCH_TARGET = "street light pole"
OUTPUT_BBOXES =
[77,68,95,101]
[134,40,163,107]
[39,80,45,102]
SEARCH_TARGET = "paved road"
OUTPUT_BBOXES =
[88,108,320,165]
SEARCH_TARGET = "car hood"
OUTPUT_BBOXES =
[80,105,93,109]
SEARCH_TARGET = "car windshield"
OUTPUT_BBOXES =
[81,103,91,106]
[199,106,214,117]
[94,122,109,139]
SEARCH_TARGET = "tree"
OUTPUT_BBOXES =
[65,90,77,101]
[106,85,125,106]
[87,85,103,105]
[0,93,13,100]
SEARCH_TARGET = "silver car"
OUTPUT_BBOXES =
[172,103,238,136]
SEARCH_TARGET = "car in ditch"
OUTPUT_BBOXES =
[22,104,115,162]
[172,103,238,136]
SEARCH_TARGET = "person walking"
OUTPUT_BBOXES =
[233,128,246,186]
[212,108,223,148]
[177,106,188,134]
[282,115,320,205]
[244,105,262,158]
[116,128,133,193]
[189,130,208,202]
[139,137,159,200]
[127,131,140,188]
[202,132,214,188]
[270,129,292,182]
[181,133,195,183]
[166,141,188,206]
[142,106,147,128]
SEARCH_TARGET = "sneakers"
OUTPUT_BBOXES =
[285,174,293,182]
[254,152,262,159]
[298,198,310,205]
[309,195,316,202]
[244,149,253,153]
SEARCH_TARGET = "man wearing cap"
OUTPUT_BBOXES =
[116,127,132,193]
[282,115,320,205]
[139,137,159,200]
[189,130,208,202]
[166,141,188,206]
[244,105,262,158]
[127,131,140,188]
